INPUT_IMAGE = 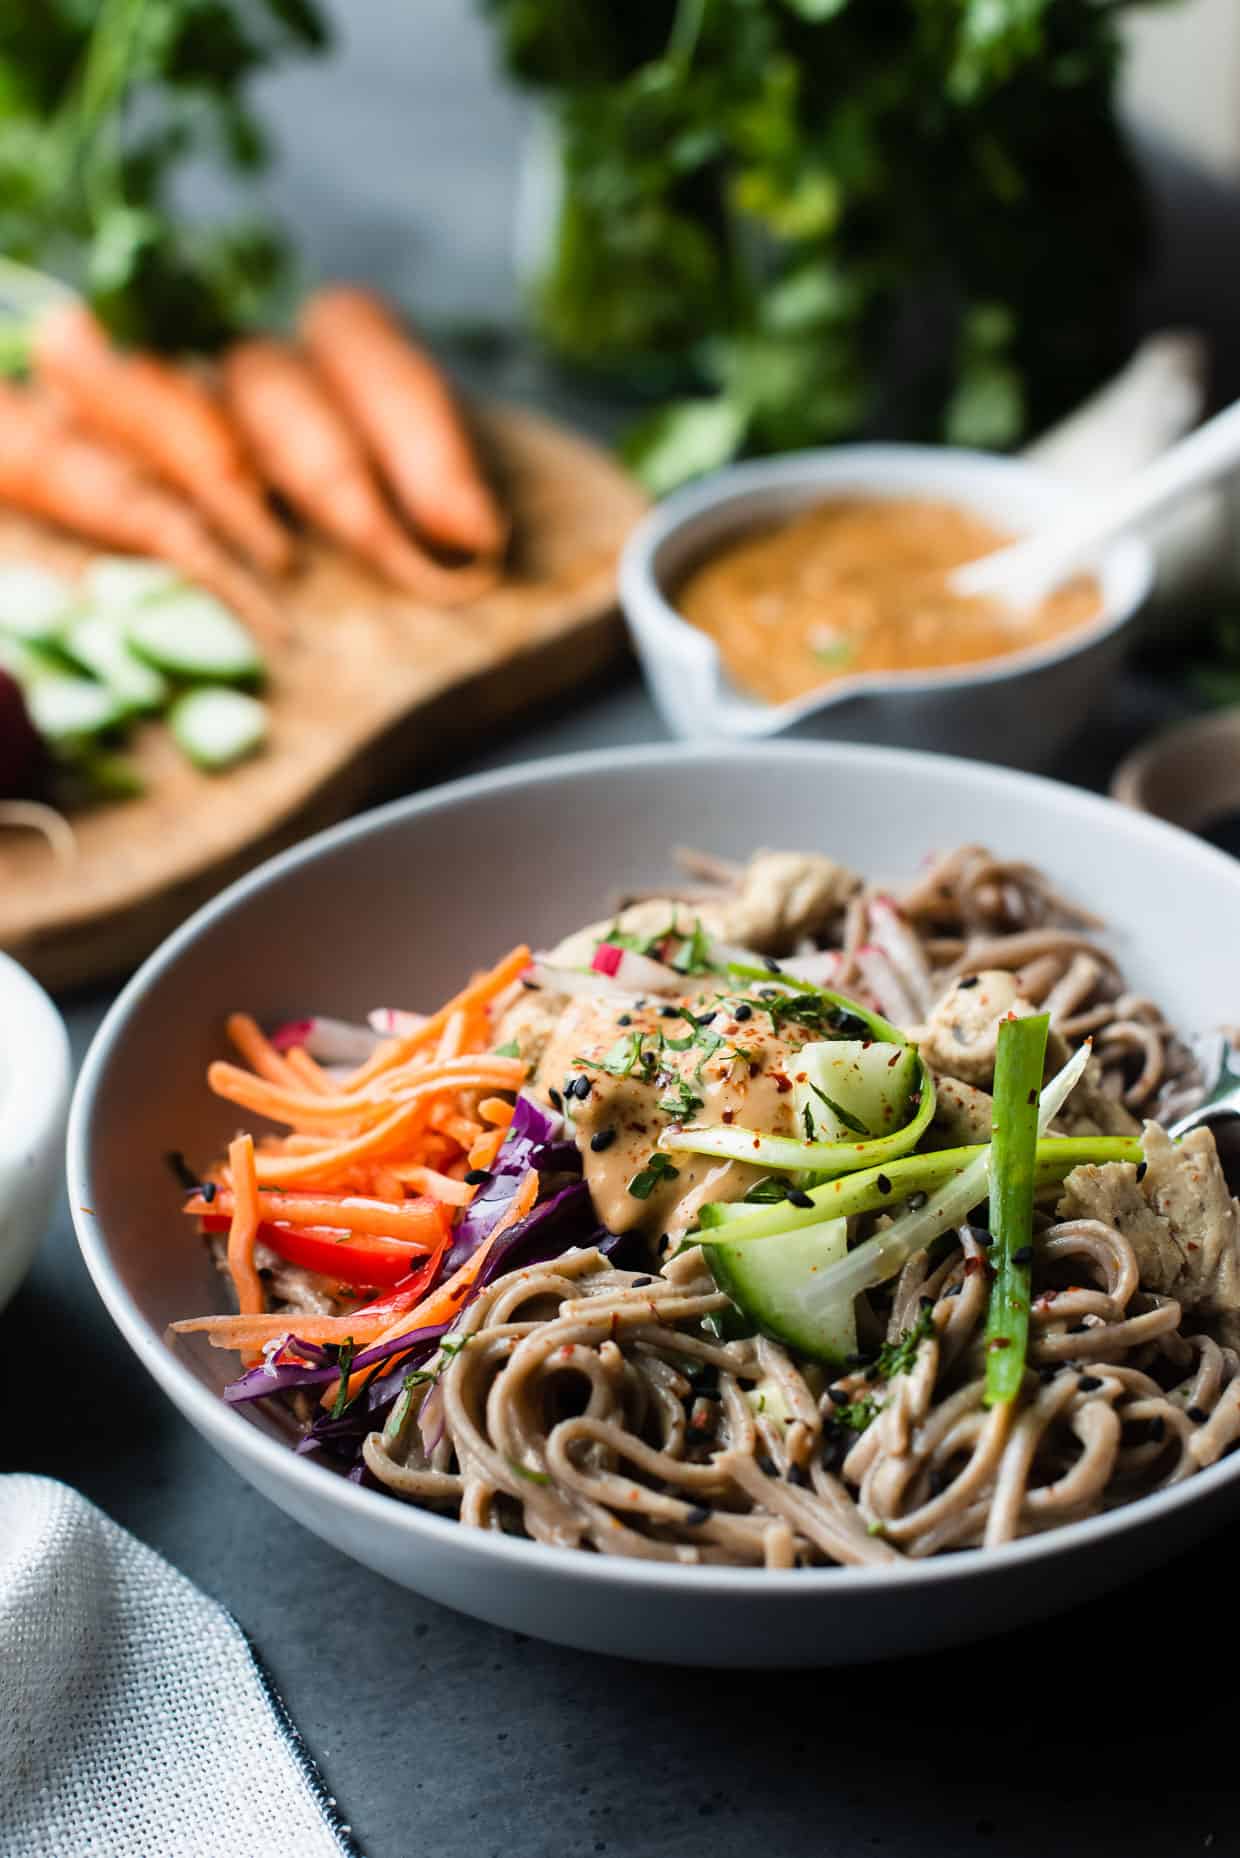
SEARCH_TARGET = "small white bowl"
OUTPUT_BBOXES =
[0,951,70,1310]
[619,444,1154,769]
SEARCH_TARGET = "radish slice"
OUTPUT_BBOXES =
[852,946,921,1030]
[780,949,843,986]
[269,1015,384,1062]
[591,942,624,977]
[367,1007,426,1037]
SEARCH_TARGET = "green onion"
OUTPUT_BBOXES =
[695,1134,1140,1245]
[983,1013,1049,1406]
[663,1079,936,1179]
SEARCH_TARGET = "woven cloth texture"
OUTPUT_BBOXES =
[0,1475,357,1858]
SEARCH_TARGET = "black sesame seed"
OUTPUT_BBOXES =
[957,975,980,990]
[1077,1375,1103,1392]
[590,1127,617,1153]
[907,1190,928,1211]
[520,977,540,991]
[659,1005,678,1019]
[684,1505,711,1527]
[786,1187,814,1209]
[734,1003,753,1022]
[1187,1404,1209,1423]
[617,1013,633,1027]
[945,1283,963,1299]
[1011,1244,1034,1266]
[763,957,782,974]
[827,1387,850,1407]
[696,1011,717,1027]
[569,1075,592,1101]
[200,1179,217,1204]
[632,1275,654,1288]
[463,1168,491,1186]
[548,1087,563,1110]
[876,1173,892,1194]
[1136,1161,1148,1183]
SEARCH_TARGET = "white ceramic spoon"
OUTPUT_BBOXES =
[952,395,1240,612]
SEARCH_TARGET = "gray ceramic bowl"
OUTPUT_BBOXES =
[69,743,1240,1665]
[619,446,1153,769]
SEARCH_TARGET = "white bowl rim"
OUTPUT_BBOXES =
[618,444,1155,734]
[0,949,70,1175]
[68,739,1240,1601]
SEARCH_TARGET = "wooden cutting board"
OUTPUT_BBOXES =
[0,402,647,991]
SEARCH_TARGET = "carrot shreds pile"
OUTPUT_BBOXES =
[183,946,536,1358]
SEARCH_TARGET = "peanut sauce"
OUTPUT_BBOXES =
[676,495,1101,706]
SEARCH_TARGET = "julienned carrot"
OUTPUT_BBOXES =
[222,338,495,605]
[33,302,293,576]
[347,945,531,1089]
[283,1047,333,1094]
[468,1126,507,1172]
[207,1053,526,1129]
[478,1097,515,1128]
[388,1165,475,1206]
[185,1189,451,1245]
[300,287,508,560]
[330,1186,533,1405]
[174,1311,391,1347]
[225,1135,264,1370]
[226,1013,304,1091]
[0,382,283,642]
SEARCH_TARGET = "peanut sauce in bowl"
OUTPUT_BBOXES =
[675,495,1102,707]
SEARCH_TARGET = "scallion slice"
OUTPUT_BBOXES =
[983,1013,1049,1405]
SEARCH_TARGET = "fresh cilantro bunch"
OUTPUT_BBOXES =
[483,0,1179,491]
[0,0,328,351]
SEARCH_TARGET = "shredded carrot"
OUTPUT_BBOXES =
[390,1165,475,1206]
[478,1097,515,1128]
[468,1126,507,1171]
[207,1053,525,1131]
[226,1013,304,1090]
[436,1010,467,1061]
[344,945,530,1089]
[329,1184,533,1406]
[225,1134,265,1363]
[174,1312,390,1347]
[283,1046,334,1094]
[186,1189,445,1243]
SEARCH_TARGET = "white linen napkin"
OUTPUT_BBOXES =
[0,1475,359,1858]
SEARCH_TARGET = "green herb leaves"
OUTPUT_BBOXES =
[628,1152,681,1200]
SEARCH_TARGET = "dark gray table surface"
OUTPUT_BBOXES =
[10,7,1240,1855]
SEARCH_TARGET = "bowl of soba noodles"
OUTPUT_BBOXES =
[69,743,1240,1664]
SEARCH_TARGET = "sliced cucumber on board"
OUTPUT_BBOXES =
[83,556,183,611]
[169,687,267,770]
[0,563,76,646]
[63,610,169,714]
[706,1216,856,1365]
[26,669,126,745]
[126,591,264,684]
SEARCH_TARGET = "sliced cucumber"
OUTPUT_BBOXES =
[83,556,182,612]
[169,687,267,771]
[64,609,169,714]
[794,1039,919,1144]
[126,591,264,684]
[0,563,76,646]
[26,670,125,744]
[706,1216,855,1365]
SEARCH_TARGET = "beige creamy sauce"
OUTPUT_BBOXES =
[676,495,1102,706]
[532,990,834,1239]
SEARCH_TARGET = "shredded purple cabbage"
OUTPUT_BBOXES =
[223,1085,626,1471]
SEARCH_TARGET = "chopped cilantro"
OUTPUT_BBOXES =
[577,1031,659,1081]
[828,1397,878,1434]
[330,1337,357,1419]
[494,1039,521,1059]
[872,1304,935,1381]
[659,1078,704,1122]
[670,917,714,976]
[628,1152,681,1199]
[807,1082,871,1138]
[742,1176,789,1204]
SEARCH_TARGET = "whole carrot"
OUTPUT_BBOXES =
[222,338,495,604]
[0,382,283,641]
[299,286,508,561]
[32,300,294,577]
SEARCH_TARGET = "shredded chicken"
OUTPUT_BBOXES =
[918,970,1032,1086]
[1057,1122,1240,1341]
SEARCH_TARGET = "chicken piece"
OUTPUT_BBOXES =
[707,850,861,952]
[1051,1057,1141,1138]
[547,850,860,970]
[1057,1122,1240,1338]
[919,971,1031,1087]
[492,987,568,1071]
[925,1075,994,1146]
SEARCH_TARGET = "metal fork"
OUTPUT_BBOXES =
[1168,1034,1240,1190]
